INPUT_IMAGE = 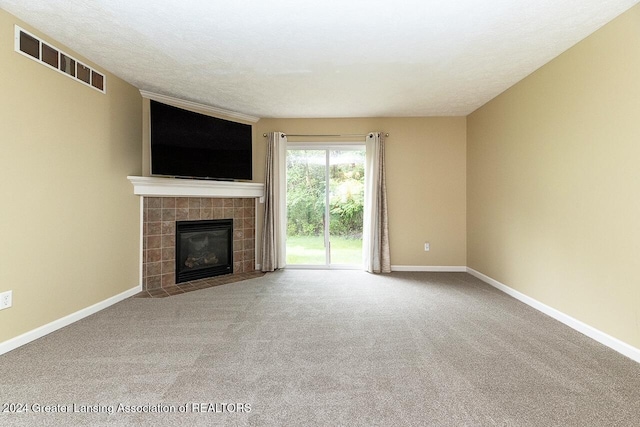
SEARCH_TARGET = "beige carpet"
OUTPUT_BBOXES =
[1,271,639,426]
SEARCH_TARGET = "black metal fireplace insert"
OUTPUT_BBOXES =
[175,219,233,283]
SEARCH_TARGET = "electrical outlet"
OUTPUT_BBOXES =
[0,290,12,310]
[424,242,430,252]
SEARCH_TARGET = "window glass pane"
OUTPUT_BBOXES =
[19,31,39,59]
[286,149,327,265]
[329,149,364,265]
[60,54,75,77]
[92,71,104,90]
[77,63,90,84]
[41,44,58,68]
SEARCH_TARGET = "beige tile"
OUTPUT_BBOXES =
[145,275,162,290]
[162,208,176,221]
[161,221,175,235]
[146,197,162,209]
[147,235,162,249]
[164,286,185,296]
[162,197,176,208]
[176,198,190,209]
[148,208,162,222]
[176,208,189,220]
[146,262,162,276]
[161,273,175,287]
[146,248,162,262]
[243,260,255,272]
[147,222,162,236]
[162,247,175,261]
[147,288,168,297]
[161,260,175,274]
[162,234,175,248]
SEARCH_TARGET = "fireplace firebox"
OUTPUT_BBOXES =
[175,219,233,283]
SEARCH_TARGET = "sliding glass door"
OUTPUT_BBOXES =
[286,146,365,268]
[286,149,327,265]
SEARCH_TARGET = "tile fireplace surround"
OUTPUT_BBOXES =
[128,177,265,290]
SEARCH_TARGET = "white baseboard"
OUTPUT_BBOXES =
[466,267,640,364]
[0,285,142,356]
[391,265,467,272]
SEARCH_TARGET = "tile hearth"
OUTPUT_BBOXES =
[134,271,265,298]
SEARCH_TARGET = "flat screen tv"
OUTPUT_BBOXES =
[150,100,252,180]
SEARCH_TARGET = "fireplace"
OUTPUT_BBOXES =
[139,195,257,290]
[175,219,233,283]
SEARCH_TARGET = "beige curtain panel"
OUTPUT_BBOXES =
[363,132,391,273]
[261,132,287,272]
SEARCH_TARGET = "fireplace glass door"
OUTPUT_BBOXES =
[175,219,233,283]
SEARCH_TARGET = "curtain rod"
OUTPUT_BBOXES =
[262,132,389,138]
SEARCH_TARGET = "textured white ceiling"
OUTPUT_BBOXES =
[1,0,638,118]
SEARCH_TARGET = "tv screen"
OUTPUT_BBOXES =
[150,100,252,180]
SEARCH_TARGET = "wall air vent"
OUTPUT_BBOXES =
[14,25,106,93]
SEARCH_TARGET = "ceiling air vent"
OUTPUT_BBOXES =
[14,25,106,93]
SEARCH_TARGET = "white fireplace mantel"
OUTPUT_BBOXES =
[127,176,264,200]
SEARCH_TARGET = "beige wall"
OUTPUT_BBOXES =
[254,118,467,267]
[0,9,142,343]
[467,5,640,347]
